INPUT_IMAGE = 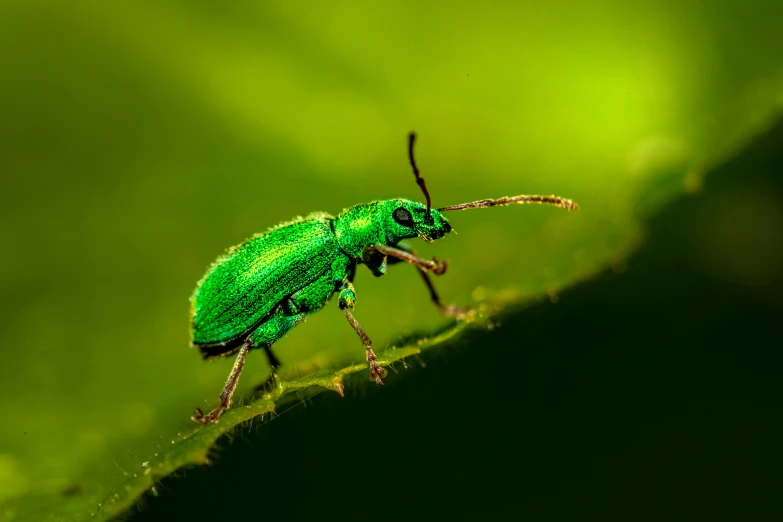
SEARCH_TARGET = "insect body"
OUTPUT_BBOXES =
[191,133,578,423]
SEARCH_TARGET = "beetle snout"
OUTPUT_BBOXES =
[425,221,451,240]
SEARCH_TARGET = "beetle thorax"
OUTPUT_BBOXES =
[333,201,393,259]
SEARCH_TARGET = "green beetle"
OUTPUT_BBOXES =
[191,133,578,423]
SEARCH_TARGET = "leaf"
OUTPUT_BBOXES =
[95,300,516,520]
[1,1,782,520]
[2,299,512,522]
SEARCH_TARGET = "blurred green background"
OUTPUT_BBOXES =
[0,0,781,520]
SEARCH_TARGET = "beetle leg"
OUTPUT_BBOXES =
[338,282,386,385]
[414,267,465,318]
[364,244,447,275]
[343,308,386,386]
[387,242,467,318]
[361,247,387,277]
[262,344,282,372]
[254,297,296,387]
[249,305,308,392]
[193,341,250,424]
[194,306,309,422]
[337,281,357,309]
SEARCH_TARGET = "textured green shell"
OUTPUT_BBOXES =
[190,212,341,347]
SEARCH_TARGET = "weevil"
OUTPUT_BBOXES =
[190,133,578,423]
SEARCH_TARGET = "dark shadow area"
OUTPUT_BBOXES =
[128,119,783,521]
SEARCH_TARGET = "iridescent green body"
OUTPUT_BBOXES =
[189,132,578,425]
[190,199,451,358]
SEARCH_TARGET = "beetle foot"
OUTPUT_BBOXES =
[192,406,224,424]
[432,257,448,275]
[366,348,387,385]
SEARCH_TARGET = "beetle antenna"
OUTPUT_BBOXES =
[438,194,579,212]
[408,132,432,215]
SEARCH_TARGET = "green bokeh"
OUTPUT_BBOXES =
[0,1,781,519]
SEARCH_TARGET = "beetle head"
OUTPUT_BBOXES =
[384,199,452,243]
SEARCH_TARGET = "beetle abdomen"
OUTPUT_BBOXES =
[190,213,340,348]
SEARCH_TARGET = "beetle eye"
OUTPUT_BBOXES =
[392,207,414,227]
